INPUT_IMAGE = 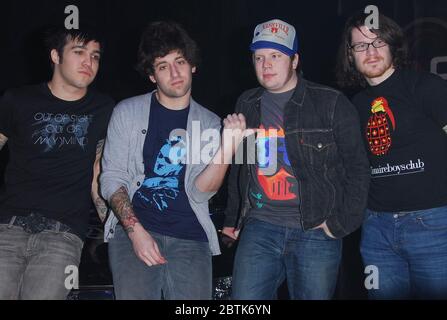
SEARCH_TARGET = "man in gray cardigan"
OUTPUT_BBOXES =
[100,21,246,299]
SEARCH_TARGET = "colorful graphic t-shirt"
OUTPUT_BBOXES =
[248,89,301,228]
[353,69,447,212]
[0,83,114,240]
[132,95,207,242]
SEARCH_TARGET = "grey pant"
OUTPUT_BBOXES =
[0,224,83,300]
[109,226,212,300]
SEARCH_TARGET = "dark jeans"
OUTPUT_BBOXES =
[0,223,83,300]
[232,218,342,300]
[361,206,447,299]
[108,225,212,300]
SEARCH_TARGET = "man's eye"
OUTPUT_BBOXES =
[92,55,101,61]
[177,59,186,65]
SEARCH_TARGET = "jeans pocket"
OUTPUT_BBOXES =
[309,227,336,241]
[416,209,447,230]
[62,232,84,249]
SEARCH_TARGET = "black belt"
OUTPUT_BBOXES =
[0,213,72,234]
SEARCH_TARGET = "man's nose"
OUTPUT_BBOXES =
[263,58,272,69]
[170,64,180,77]
[83,54,93,68]
[366,44,379,56]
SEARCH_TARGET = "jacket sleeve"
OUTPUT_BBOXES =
[223,94,246,228]
[223,162,242,228]
[100,103,133,202]
[325,93,371,238]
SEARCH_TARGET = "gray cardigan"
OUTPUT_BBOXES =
[100,91,222,255]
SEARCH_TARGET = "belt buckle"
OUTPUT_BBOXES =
[21,213,47,234]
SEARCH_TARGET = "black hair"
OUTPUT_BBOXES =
[136,21,200,77]
[44,26,104,66]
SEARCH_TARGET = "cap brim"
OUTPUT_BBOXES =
[250,41,296,56]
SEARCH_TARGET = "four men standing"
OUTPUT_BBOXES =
[0,11,445,300]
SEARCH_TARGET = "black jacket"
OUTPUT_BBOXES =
[223,77,370,238]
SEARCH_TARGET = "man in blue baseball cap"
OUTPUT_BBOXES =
[222,18,370,299]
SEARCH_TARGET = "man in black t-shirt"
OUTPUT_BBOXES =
[337,12,447,299]
[0,28,113,300]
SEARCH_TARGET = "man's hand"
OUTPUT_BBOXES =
[314,221,336,239]
[195,113,254,193]
[128,223,167,266]
[221,227,240,240]
[0,133,8,151]
[222,113,257,157]
[109,186,167,266]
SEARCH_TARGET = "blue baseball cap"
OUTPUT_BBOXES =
[250,19,298,56]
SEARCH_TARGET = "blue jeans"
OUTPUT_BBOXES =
[0,224,84,300]
[109,225,212,300]
[361,206,447,299]
[232,218,342,300]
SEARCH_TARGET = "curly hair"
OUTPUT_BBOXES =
[136,21,200,77]
[336,12,409,89]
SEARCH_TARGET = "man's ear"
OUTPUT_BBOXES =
[149,75,156,84]
[192,66,196,74]
[292,53,299,70]
[348,52,354,64]
[50,49,60,65]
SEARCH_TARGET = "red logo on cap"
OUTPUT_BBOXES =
[271,27,279,33]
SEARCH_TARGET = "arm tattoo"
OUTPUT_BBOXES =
[94,196,108,223]
[92,138,107,221]
[96,139,105,156]
[0,133,8,151]
[109,186,139,234]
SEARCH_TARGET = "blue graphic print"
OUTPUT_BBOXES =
[135,136,186,211]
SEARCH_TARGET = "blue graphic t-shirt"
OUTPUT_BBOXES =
[132,95,207,242]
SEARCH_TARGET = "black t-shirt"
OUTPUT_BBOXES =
[352,69,447,212]
[248,88,301,228]
[132,95,207,242]
[0,83,114,239]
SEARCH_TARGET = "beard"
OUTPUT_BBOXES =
[360,57,393,79]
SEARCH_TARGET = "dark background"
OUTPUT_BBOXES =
[1,0,446,299]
